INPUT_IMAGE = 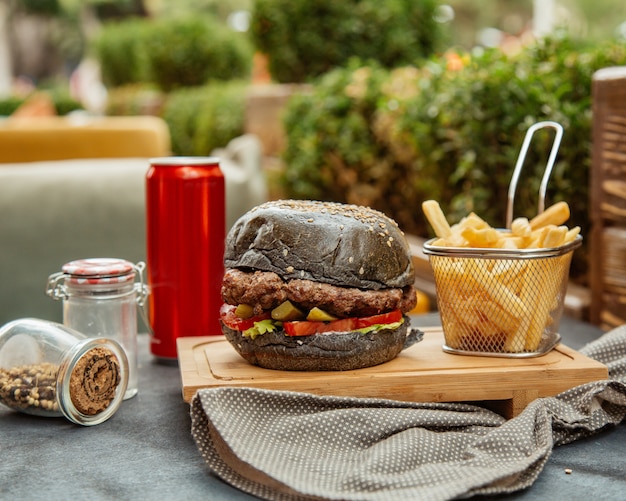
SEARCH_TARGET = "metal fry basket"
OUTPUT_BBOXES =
[423,122,582,357]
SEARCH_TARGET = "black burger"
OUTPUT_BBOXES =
[219,199,421,371]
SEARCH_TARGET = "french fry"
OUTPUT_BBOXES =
[496,236,523,250]
[529,201,570,230]
[525,312,547,351]
[490,260,526,295]
[478,298,519,336]
[479,319,505,339]
[458,212,490,230]
[422,200,452,238]
[507,261,540,352]
[459,299,487,330]
[460,226,500,247]
[440,309,465,349]
[464,259,527,319]
[510,217,532,237]
[462,293,491,330]
[444,232,468,247]
[526,226,550,248]
[542,225,568,248]
[432,258,479,298]
[525,259,564,350]
[564,226,581,244]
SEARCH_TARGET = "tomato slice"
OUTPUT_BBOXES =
[356,310,403,329]
[284,310,402,337]
[283,320,324,336]
[317,318,358,333]
[219,303,271,331]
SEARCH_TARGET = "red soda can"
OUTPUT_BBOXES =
[146,157,225,360]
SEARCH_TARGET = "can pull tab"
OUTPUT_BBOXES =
[506,121,564,229]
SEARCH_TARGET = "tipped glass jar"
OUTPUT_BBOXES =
[0,318,129,426]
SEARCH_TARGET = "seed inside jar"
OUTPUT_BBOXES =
[0,348,122,418]
[0,363,60,413]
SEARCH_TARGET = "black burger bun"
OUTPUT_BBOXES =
[224,199,414,290]
[221,317,422,371]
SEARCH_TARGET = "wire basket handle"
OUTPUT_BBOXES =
[506,121,564,229]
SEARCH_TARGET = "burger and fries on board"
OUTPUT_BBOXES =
[218,121,580,368]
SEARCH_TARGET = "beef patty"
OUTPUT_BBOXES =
[221,268,417,318]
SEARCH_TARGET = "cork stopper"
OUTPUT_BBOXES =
[69,347,121,416]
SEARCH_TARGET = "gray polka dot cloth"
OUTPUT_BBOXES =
[191,326,626,500]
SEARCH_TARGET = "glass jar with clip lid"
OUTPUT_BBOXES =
[46,258,149,400]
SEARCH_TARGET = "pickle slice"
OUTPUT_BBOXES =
[306,307,337,321]
[235,303,255,319]
[271,300,305,321]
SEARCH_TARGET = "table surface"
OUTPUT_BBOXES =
[1,313,624,501]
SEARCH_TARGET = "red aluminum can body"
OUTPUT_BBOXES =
[146,157,225,360]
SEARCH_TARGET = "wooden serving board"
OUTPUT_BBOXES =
[177,327,608,418]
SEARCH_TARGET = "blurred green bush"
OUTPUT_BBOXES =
[0,89,82,116]
[144,17,252,91]
[281,38,626,279]
[92,19,152,87]
[0,96,27,116]
[93,16,253,91]
[50,95,83,116]
[161,81,247,156]
[250,0,442,83]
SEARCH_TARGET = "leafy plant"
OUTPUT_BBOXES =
[0,97,26,116]
[282,60,424,235]
[161,81,247,155]
[250,0,442,83]
[18,0,62,16]
[143,16,252,91]
[92,19,152,87]
[47,89,83,115]
[93,16,253,91]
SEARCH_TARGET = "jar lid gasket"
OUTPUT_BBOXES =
[62,258,135,279]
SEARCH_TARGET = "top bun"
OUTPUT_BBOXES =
[224,200,415,290]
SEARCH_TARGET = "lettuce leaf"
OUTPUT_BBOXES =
[355,320,404,334]
[243,319,281,339]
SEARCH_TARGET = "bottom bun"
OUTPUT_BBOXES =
[221,317,422,371]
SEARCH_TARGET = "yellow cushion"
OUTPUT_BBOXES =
[0,115,171,163]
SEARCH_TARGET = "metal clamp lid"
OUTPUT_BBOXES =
[46,259,154,337]
[46,258,147,310]
[133,261,154,338]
